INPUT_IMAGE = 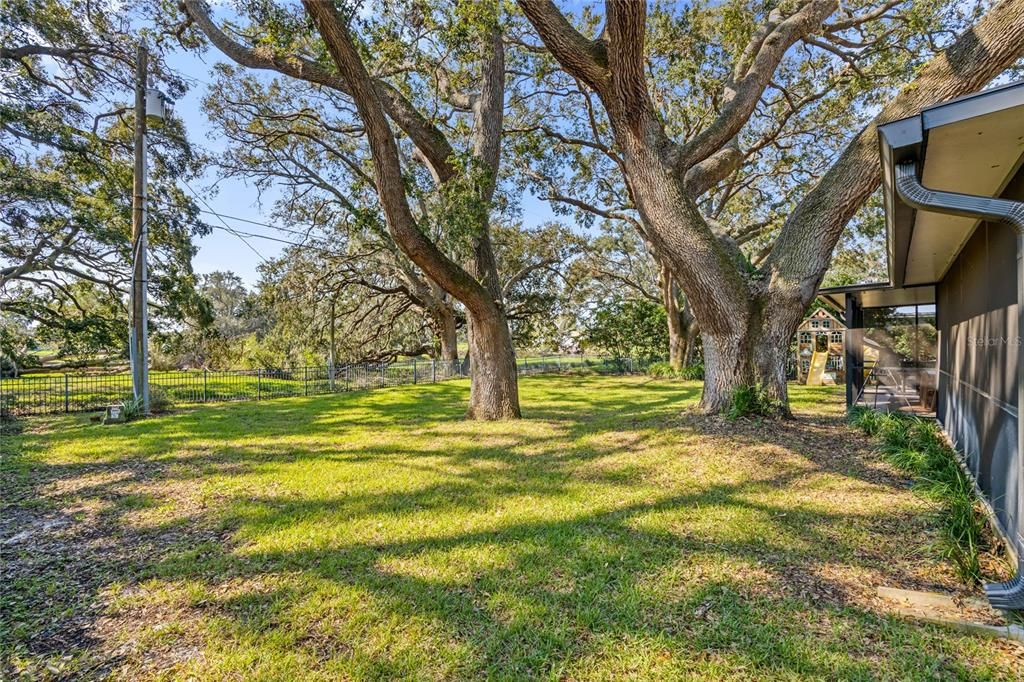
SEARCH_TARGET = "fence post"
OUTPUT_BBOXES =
[380,362,385,388]
[413,358,417,384]
[203,369,208,402]
[304,366,308,396]
[257,369,262,400]
[432,359,436,383]
[64,374,69,413]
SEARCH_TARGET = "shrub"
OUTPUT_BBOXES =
[727,384,779,420]
[847,406,885,436]
[118,396,144,422]
[647,362,675,378]
[646,362,704,381]
[678,363,704,381]
[149,385,174,414]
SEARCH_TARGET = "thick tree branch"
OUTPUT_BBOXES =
[683,140,744,197]
[605,1,648,125]
[515,0,610,92]
[678,0,838,168]
[766,0,1024,303]
[300,0,497,319]
[469,24,507,302]
[181,0,457,182]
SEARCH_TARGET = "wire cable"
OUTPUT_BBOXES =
[178,178,269,263]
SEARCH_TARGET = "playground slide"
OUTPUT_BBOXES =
[806,350,828,386]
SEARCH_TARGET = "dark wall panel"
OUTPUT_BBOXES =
[937,208,1020,555]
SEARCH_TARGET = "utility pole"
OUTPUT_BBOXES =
[129,44,166,414]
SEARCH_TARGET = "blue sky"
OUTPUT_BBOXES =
[166,50,559,287]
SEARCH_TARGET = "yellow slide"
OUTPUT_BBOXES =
[806,349,828,386]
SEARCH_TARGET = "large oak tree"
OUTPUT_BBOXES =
[183,0,525,418]
[518,0,1024,413]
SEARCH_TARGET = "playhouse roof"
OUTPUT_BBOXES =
[796,307,846,332]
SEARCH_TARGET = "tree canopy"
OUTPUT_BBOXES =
[3,0,1023,419]
[1,0,212,366]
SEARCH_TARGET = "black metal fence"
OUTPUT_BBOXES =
[0,354,653,417]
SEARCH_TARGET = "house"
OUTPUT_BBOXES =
[819,80,1024,609]
[794,308,846,385]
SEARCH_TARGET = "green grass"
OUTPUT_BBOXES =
[0,356,609,416]
[847,408,1003,584]
[2,376,1019,680]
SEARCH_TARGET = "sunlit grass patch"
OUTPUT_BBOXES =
[2,376,1019,680]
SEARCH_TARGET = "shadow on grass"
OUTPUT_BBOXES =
[0,376,1006,679]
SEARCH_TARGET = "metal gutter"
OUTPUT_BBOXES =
[921,78,1024,130]
[876,80,1024,289]
[895,161,1024,611]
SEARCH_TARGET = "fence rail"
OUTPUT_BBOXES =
[0,354,653,417]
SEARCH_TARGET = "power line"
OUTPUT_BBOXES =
[2,168,342,245]
[179,203,326,241]
[178,178,269,263]
[3,169,376,265]
[205,223,317,250]
[147,191,339,244]
[147,209,360,263]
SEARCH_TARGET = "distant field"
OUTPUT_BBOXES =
[3,376,1019,680]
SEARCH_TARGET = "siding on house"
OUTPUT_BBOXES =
[936,169,1024,557]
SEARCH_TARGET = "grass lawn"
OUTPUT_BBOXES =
[2,374,1021,679]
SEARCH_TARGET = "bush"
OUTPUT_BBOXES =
[678,363,704,381]
[727,384,779,420]
[847,408,989,583]
[647,362,675,378]
[118,396,144,422]
[149,385,174,413]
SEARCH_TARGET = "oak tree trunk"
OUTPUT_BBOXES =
[698,294,797,415]
[683,321,699,367]
[660,266,686,371]
[465,308,521,419]
[668,317,685,371]
[429,302,459,363]
[302,1,521,420]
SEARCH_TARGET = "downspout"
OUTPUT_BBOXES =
[895,161,1024,610]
